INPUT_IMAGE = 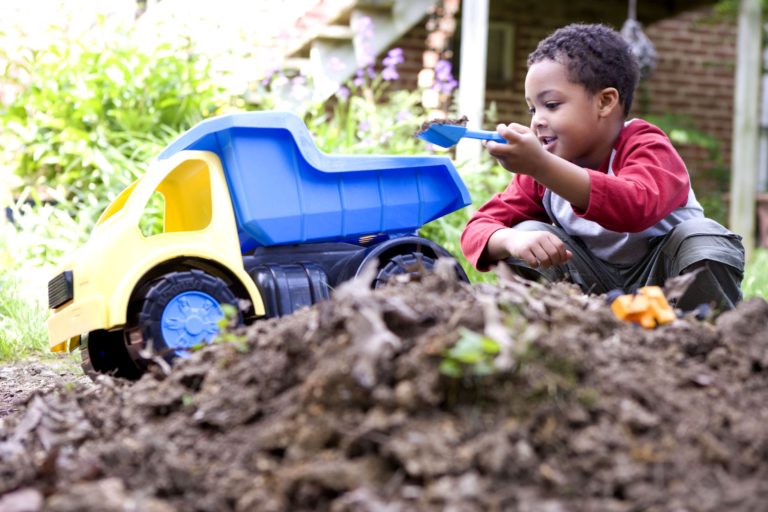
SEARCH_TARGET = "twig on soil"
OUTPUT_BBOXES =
[477,294,517,371]
[346,306,402,389]
[334,263,414,389]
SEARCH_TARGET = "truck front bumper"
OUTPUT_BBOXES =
[47,296,109,353]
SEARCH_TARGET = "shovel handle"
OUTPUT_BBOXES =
[463,129,506,143]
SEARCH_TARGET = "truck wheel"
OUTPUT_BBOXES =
[80,329,143,381]
[133,269,242,365]
[373,252,435,288]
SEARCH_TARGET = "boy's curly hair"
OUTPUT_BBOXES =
[528,24,640,116]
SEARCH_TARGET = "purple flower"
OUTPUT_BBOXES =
[353,68,366,87]
[336,86,350,101]
[431,59,458,95]
[440,79,458,95]
[381,48,403,81]
[382,65,399,81]
[396,110,412,122]
[354,16,375,39]
[260,68,279,86]
[435,60,454,82]
[382,48,404,67]
[353,16,376,68]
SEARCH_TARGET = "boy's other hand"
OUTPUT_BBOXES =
[489,228,572,268]
[485,123,547,176]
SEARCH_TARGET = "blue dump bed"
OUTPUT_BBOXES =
[159,112,471,252]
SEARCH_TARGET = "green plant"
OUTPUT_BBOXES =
[439,328,501,378]
[253,66,429,157]
[0,271,50,361]
[421,155,510,284]
[743,248,768,299]
[3,191,103,269]
[0,20,228,272]
[0,28,224,197]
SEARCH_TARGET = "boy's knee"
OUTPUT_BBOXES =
[667,218,731,243]
[664,218,745,273]
[677,260,743,311]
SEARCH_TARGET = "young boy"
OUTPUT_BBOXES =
[460,23,745,311]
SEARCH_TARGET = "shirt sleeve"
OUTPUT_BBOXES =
[460,174,548,271]
[577,124,691,233]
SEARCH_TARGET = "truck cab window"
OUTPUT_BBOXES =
[139,158,214,237]
[139,191,165,237]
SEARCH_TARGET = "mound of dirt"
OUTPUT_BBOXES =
[1,268,767,511]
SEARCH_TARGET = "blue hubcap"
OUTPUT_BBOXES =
[161,291,224,354]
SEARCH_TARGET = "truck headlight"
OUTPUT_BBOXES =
[48,271,74,309]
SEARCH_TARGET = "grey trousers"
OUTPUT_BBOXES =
[505,218,745,311]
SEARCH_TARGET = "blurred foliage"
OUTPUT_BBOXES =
[644,113,730,226]
[421,155,509,284]
[0,28,225,194]
[0,270,50,359]
[0,21,230,268]
[743,248,768,299]
[711,0,768,18]
[253,71,428,156]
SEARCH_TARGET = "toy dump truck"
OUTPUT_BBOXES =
[46,111,471,379]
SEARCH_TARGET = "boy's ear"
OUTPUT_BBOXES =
[597,87,621,117]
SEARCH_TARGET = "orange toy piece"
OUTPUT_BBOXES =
[609,286,676,329]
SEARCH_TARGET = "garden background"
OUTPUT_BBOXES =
[0,0,765,361]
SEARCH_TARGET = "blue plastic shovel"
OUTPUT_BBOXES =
[417,124,506,148]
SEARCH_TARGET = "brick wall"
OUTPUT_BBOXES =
[380,1,735,198]
[641,8,737,194]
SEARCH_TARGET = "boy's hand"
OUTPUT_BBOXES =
[488,228,572,268]
[485,123,547,176]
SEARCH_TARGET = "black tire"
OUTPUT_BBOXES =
[80,329,143,381]
[132,269,242,365]
[373,252,436,289]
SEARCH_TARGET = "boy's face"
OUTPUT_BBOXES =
[525,59,608,169]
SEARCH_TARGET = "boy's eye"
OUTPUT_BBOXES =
[545,102,560,110]
[527,106,535,115]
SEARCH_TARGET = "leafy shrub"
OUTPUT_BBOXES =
[0,20,232,271]
[0,269,49,359]
[0,30,225,198]
[743,248,768,299]
[421,156,510,284]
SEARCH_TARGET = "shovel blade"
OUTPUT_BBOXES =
[417,124,468,148]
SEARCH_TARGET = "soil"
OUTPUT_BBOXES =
[1,267,768,511]
[414,115,469,137]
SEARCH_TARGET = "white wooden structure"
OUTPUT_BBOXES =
[730,0,762,260]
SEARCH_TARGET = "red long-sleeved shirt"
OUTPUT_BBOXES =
[461,119,704,270]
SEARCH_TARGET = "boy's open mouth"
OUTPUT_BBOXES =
[540,136,557,149]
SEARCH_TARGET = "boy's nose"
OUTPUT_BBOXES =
[531,114,545,130]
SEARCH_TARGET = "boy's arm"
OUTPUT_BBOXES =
[486,228,572,268]
[461,174,549,271]
[488,123,592,210]
[578,126,691,232]
[487,121,690,233]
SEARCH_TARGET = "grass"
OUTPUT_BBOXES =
[743,248,768,300]
[0,271,50,361]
